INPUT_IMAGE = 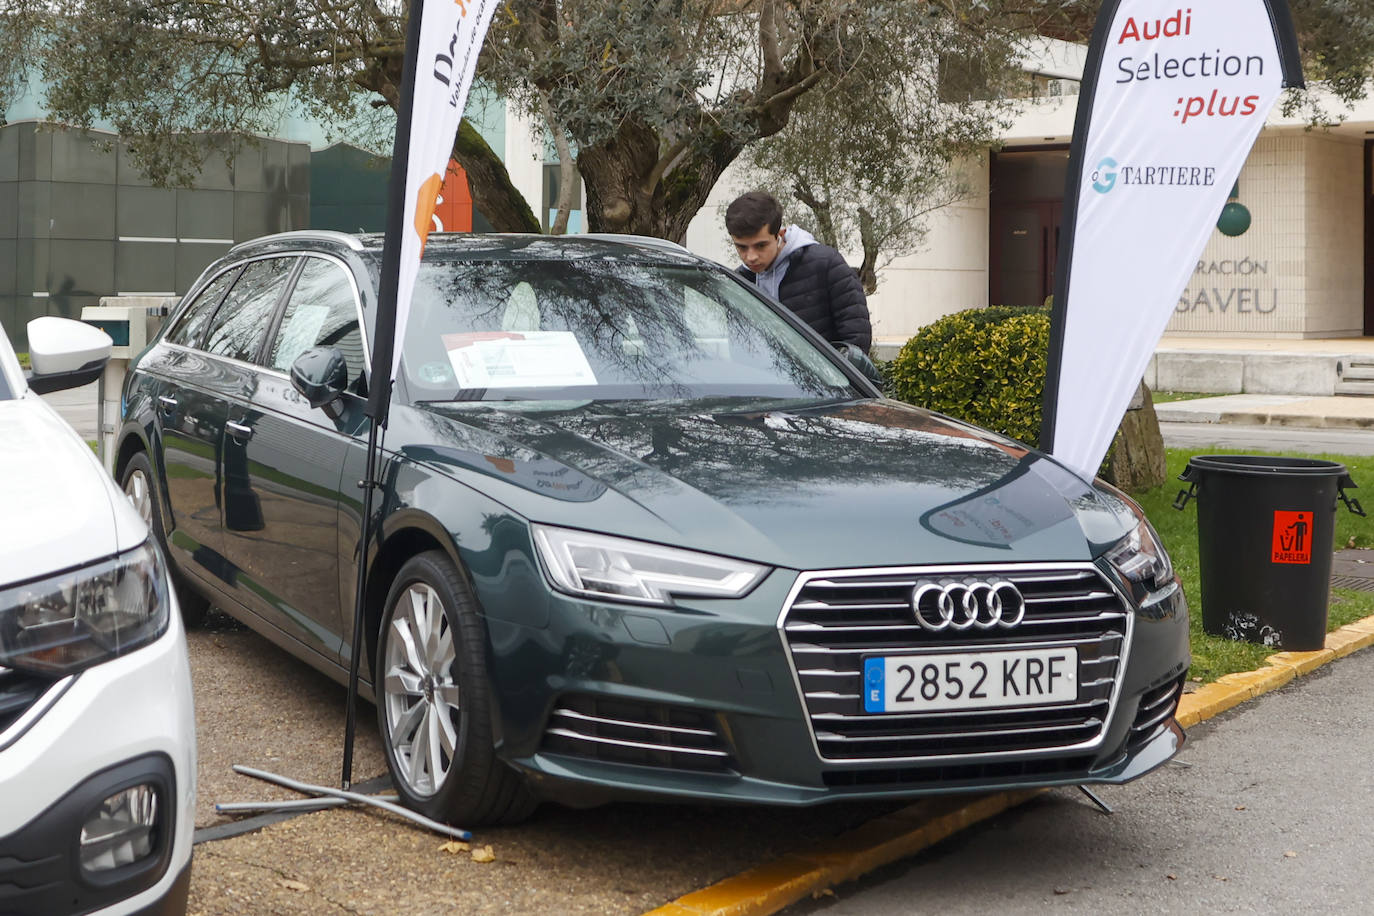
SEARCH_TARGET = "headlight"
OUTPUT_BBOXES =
[0,541,170,675]
[532,525,768,606]
[1104,517,1173,592]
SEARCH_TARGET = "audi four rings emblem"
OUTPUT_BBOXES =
[910,579,1026,631]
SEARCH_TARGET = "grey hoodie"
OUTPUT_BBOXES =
[752,225,816,301]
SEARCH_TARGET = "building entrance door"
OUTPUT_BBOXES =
[988,148,1069,309]
[990,202,1062,307]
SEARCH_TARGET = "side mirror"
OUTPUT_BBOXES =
[290,346,349,414]
[833,341,883,387]
[26,317,113,394]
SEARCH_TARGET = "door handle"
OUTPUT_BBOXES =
[226,420,255,441]
[156,395,178,412]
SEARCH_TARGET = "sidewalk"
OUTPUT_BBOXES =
[1154,393,1374,428]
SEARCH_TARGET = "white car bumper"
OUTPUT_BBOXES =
[0,593,196,916]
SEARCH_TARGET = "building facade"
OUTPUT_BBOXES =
[683,40,1374,345]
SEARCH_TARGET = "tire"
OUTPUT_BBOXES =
[121,451,211,629]
[376,550,537,827]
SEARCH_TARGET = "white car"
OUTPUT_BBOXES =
[0,317,195,915]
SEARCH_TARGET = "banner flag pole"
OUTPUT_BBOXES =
[340,0,426,791]
[1041,0,1304,478]
[342,0,501,790]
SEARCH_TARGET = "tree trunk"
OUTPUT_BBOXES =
[856,206,879,294]
[1103,381,1167,493]
[452,119,541,233]
[577,116,743,243]
[791,182,838,247]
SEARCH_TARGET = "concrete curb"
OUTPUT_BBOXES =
[643,613,1374,916]
[1155,402,1374,430]
[1222,412,1374,430]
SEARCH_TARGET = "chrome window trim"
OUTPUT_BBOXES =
[198,254,302,364]
[158,250,370,385]
[775,561,1136,767]
[229,229,365,254]
[266,252,372,371]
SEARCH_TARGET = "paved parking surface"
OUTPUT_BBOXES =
[185,612,901,915]
[786,650,1374,915]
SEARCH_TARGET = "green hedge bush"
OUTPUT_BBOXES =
[885,305,1051,449]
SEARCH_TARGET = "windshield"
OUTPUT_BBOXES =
[400,258,856,404]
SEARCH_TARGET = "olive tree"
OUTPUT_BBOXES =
[3,0,1372,240]
[2,0,1034,239]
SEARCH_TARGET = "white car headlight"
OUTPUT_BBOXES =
[0,541,170,675]
[1104,517,1173,592]
[532,525,768,606]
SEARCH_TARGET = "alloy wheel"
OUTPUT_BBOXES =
[382,582,461,797]
[123,468,152,526]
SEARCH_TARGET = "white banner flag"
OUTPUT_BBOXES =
[1044,0,1302,478]
[368,0,500,420]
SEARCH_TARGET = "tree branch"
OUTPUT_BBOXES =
[452,118,542,233]
[538,88,578,234]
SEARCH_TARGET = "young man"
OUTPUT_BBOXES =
[725,191,872,352]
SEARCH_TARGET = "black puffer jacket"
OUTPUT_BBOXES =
[737,243,872,351]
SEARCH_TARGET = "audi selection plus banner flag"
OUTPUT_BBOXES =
[1041,0,1303,478]
[367,0,500,423]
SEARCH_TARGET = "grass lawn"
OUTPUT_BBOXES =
[1135,448,1374,683]
[1151,390,1219,403]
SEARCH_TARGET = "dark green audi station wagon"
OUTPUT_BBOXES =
[117,231,1189,826]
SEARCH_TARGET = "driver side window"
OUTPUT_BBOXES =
[268,257,366,394]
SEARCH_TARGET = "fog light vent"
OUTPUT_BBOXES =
[80,784,160,872]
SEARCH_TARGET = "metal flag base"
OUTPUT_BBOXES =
[218,765,472,841]
[1076,785,1114,815]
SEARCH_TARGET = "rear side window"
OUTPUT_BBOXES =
[268,256,366,391]
[165,267,240,348]
[202,258,296,363]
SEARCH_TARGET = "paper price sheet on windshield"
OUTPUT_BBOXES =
[442,332,597,390]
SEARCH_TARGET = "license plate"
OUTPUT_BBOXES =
[862,648,1078,714]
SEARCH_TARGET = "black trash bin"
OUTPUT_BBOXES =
[1174,455,1365,651]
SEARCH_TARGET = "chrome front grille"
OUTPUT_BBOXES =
[541,695,735,773]
[1128,676,1184,752]
[0,666,62,743]
[780,564,1131,763]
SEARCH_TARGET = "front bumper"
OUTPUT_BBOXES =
[481,566,1190,807]
[0,596,196,916]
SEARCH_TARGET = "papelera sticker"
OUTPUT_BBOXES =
[1271,510,1312,564]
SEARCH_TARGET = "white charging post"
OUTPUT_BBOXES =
[80,297,175,475]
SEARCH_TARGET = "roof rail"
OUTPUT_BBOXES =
[579,233,690,254]
[229,230,365,254]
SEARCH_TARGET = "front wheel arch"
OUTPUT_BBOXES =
[362,519,464,686]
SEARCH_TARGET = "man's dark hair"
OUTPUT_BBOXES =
[725,191,783,237]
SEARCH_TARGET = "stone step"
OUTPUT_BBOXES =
[1333,378,1374,397]
[1340,365,1374,381]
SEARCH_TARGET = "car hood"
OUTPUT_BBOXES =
[0,396,146,585]
[404,398,1139,570]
